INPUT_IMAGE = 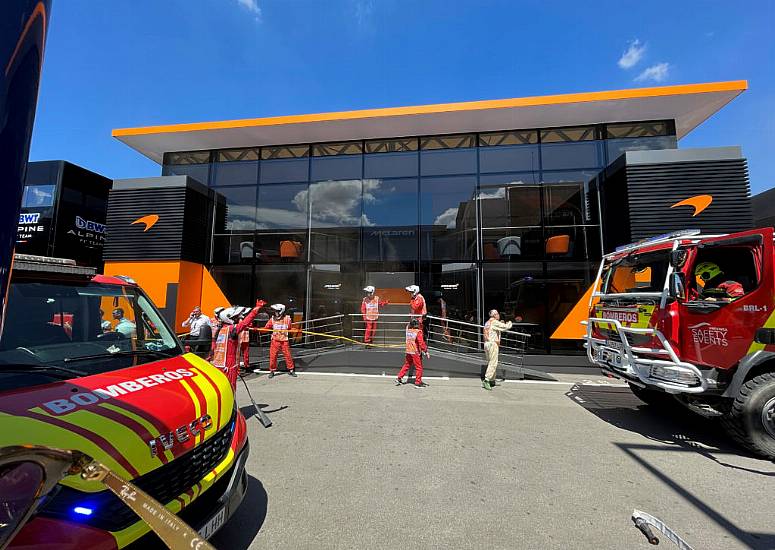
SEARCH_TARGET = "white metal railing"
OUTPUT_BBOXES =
[347,313,530,372]
[250,314,346,356]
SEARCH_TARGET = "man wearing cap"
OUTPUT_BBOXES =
[265,304,296,378]
[361,286,389,344]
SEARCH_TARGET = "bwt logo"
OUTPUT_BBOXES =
[75,216,106,234]
[19,213,40,224]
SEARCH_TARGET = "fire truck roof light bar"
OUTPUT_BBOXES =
[604,231,727,259]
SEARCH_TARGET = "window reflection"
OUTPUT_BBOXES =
[255,265,306,321]
[479,144,540,173]
[256,183,308,263]
[420,176,477,260]
[213,186,257,232]
[362,178,418,261]
[260,158,309,184]
[479,174,543,260]
[309,180,362,262]
[212,234,255,264]
[482,263,546,352]
[420,148,477,176]
[605,136,677,163]
[211,161,258,187]
[541,141,602,170]
[162,164,210,186]
[211,265,253,306]
[545,262,595,353]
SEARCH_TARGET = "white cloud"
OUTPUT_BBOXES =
[477,188,507,200]
[635,62,670,83]
[294,180,376,227]
[236,0,262,21]
[618,39,646,69]
[434,207,459,229]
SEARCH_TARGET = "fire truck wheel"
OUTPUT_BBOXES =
[628,383,677,407]
[722,372,775,459]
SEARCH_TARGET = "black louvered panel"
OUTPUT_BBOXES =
[104,185,210,263]
[624,159,752,241]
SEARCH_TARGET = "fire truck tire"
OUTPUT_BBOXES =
[721,372,775,459]
[628,383,677,407]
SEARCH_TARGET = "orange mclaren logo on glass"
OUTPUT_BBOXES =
[670,195,713,217]
[131,214,160,231]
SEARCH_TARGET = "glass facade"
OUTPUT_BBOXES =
[163,120,676,353]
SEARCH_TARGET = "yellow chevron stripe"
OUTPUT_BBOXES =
[188,363,234,431]
[747,308,775,354]
[0,411,113,493]
[187,367,220,431]
[183,352,234,430]
[28,407,136,481]
[99,403,174,463]
[179,378,201,422]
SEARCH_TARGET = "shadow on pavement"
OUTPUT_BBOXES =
[239,404,288,419]
[210,475,268,549]
[565,383,762,462]
[568,384,775,548]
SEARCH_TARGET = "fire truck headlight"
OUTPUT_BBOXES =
[650,366,699,386]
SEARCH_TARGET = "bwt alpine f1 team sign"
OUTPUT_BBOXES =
[69,215,106,249]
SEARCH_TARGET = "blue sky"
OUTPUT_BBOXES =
[29,0,774,193]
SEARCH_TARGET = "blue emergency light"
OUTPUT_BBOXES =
[72,506,94,516]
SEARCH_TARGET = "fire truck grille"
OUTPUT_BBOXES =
[40,411,236,532]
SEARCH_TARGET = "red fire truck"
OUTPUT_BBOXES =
[585,228,775,458]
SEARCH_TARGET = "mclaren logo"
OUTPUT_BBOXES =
[131,214,160,231]
[670,195,713,217]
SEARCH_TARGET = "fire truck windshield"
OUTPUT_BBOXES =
[0,281,183,391]
[602,252,670,295]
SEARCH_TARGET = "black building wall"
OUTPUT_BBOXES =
[17,160,112,267]
[600,147,752,251]
[752,187,775,229]
[104,176,213,263]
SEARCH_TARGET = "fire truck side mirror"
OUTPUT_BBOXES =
[669,249,688,268]
[669,272,686,300]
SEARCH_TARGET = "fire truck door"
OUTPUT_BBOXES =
[678,228,774,369]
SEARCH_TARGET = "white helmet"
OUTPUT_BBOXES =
[405,285,420,296]
[270,304,286,316]
[217,306,245,325]
[363,285,375,294]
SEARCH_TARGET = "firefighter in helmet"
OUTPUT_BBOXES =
[395,317,430,388]
[211,300,266,390]
[694,261,745,301]
[361,285,389,344]
[265,303,296,378]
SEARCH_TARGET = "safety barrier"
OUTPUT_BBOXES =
[213,312,532,378]
[348,313,530,375]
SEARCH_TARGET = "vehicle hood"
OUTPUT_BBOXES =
[0,353,233,491]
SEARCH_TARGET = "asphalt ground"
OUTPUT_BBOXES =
[209,371,775,550]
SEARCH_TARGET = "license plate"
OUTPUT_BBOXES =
[199,506,226,539]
